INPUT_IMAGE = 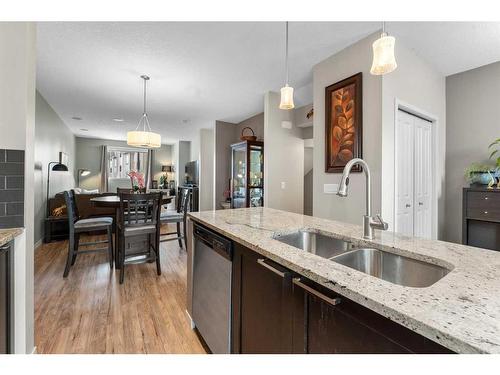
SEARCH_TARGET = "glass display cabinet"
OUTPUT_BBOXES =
[231,140,264,208]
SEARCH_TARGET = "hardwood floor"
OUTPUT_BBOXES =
[34,225,206,354]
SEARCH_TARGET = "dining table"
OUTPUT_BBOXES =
[91,193,173,266]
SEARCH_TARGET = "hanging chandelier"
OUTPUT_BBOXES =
[370,22,397,76]
[279,21,295,110]
[127,75,161,148]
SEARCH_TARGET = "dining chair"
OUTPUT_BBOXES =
[117,192,161,284]
[159,187,191,249]
[62,190,114,277]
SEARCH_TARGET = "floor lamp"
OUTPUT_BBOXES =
[46,160,68,218]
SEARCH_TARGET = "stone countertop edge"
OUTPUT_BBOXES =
[0,227,24,247]
[188,207,500,354]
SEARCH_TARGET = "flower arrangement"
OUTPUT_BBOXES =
[127,170,145,192]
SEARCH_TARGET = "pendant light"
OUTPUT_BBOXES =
[279,21,295,110]
[127,75,161,148]
[370,22,397,76]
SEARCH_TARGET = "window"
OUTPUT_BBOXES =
[108,150,148,179]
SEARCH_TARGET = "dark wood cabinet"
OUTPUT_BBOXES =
[231,140,264,208]
[232,243,453,354]
[232,243,293,353]
[291,277,452,354]
[463,187,500,251]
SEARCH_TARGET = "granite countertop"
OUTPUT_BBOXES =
[0,227,24,247]
[188,207,500,354]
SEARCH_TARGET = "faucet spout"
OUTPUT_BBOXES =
[337,158,371,217]
[336,158,387,240]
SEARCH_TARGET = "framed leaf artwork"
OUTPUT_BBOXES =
[325,72,363,173]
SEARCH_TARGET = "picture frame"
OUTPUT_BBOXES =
[325,72,363,173]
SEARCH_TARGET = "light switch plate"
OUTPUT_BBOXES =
[281,181,286,189]
[281,121,292,129]
[324,183,339,194]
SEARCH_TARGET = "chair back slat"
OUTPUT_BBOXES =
[119,192,161,229]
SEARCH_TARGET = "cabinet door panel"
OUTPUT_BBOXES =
[396,110,415,236]
[232,244,293,353]
[414,118,432,239]
[293,278,452,354]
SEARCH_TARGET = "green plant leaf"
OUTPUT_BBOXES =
[488,138,500,148]
[489,150,498,159]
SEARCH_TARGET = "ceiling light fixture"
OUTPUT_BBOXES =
[127,75,161,148]
[279,21,295,110]
[370,22,397,76]
[112,118,124,122]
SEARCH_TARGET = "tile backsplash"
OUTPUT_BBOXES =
[0,149,25,228]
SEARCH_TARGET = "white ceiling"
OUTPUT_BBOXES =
[36,22,500,144]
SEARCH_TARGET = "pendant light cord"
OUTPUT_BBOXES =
[143,76,147,115]
[135,75,152,132]
[285,21,289,86]
[382,21,386,35]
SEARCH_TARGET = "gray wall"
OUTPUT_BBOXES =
[34,91,76,245]
[313,32,383,222]
[264,92,304,214]
[152,143,174,183]
[445,61,500,243]
[214,121,237,207]
[213,113,264,207]
[176,140,191,185]
[199,128,215,210]
[75,137,173,191]
[236,112,264,141]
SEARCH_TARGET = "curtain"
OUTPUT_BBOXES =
[145,149,154,190]
[100,145,109,193]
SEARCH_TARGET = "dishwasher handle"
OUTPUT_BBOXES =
[193,223,232,260]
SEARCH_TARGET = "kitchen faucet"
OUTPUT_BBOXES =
[337,158,388,240]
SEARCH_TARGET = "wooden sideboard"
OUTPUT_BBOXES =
[462,186,500,251]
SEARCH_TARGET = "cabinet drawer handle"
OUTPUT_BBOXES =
[405,204,411,208]
[257,258,286,278]
[293,278,341,306]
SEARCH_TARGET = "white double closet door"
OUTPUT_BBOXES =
[395,110,433,239]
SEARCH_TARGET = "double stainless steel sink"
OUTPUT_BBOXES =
[273,230,450,288]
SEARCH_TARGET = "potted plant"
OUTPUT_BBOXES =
[464,163,497,185]
[127,170,145,192]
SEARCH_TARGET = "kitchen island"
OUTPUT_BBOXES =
[188,207,500,354]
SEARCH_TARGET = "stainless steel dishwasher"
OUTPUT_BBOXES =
[192,223,233,354]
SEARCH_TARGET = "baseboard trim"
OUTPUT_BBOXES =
[31,346,37,354]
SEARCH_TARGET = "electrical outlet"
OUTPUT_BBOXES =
[324,183,339,194]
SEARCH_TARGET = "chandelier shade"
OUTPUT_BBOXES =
[127,130,161,148]
[127,75,161,148]
[370,24,397,76]
[279,85,295,110]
